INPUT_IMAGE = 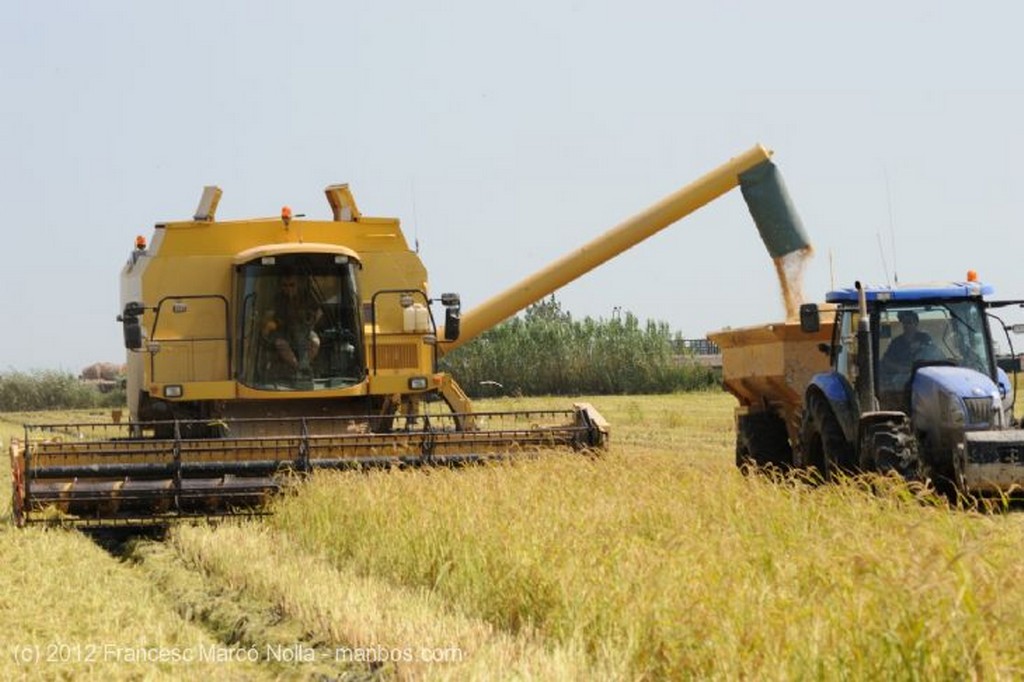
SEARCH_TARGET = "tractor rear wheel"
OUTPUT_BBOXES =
[800,391,855,480]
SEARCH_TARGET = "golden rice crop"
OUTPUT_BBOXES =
[0,410,285,680]
[0,526,270,680]
[5,394,1024,680]
[270,394,1024,680]
[167,522,613,680]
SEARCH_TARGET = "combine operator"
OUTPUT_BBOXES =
[262,271,323,384]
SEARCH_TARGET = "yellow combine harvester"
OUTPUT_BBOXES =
[10,144,809,527]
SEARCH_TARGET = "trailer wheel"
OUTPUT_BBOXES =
[860,419,922,481]
[800,391,854,480]
[736,412,792,471]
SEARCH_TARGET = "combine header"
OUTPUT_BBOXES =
[11,143,809,527]
[11,407,603,527]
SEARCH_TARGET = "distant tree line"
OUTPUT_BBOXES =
[439,296,717,398]
[0,370,126,412]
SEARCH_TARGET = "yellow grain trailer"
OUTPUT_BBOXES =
[709,310,834,469]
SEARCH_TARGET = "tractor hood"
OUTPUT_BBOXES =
[911,365,1006,433]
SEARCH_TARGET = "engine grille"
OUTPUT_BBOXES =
[963,397,994,425]
[375,343,419,369]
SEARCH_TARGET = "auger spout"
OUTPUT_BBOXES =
[441,143,810,353]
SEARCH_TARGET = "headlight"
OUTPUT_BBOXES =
[992,392,1006,429]
[939,391,966,429]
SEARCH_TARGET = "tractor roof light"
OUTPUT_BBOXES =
[967,270,979,282]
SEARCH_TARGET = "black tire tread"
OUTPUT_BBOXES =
[736,411,792,470]
[800,391,855,479]
[862,419,922,481]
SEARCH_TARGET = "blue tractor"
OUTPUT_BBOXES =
[798,279,1024,495]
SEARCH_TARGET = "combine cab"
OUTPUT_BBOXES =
[11,143,810,527]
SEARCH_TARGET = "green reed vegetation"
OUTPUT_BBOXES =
[439,297,716,396]
[0,369,125,411]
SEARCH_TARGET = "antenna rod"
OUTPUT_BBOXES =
[410,178,421,254]
[884,167,899,285]
[876,232,891,286]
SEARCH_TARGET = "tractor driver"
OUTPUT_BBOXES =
[881,310,935,375]
[262,273,322,377]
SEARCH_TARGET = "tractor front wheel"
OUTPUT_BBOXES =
[859,418,922,481]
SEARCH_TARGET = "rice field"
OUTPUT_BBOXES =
[3,394,1024,680]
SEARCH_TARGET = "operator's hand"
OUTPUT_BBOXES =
[302,307,323,327]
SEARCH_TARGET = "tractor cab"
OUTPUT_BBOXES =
[875,301,992,405]
[814,282,1001,413]
[793,278,1024,491]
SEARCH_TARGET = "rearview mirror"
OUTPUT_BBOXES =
[1011,324,1024,335]
[118,302,145,350]
[123,319,142,350]
[440,292,461,341]
[800,303,820,333]
[997,355,1022,372]
[444,308,460,341]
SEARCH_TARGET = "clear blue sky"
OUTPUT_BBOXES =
[4,1,1024,371]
